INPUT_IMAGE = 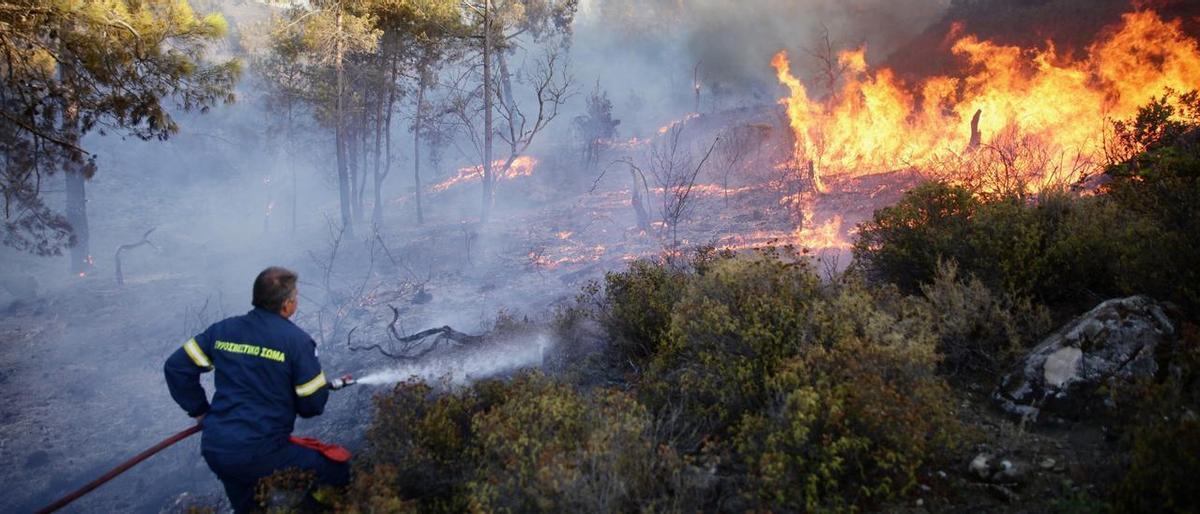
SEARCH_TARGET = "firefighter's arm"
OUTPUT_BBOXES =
[292,339,329,418]
[164,332,215,418]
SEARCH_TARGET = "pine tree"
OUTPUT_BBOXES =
[0,0,240,273]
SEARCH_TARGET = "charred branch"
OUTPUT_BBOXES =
[347,305,484,361]
[114,227,157,286]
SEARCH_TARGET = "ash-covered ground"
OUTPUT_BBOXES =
[0,105,901,513]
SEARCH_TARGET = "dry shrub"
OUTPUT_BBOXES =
[920,260,1051,380]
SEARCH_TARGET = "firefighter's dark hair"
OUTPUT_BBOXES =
[253,267,298,313]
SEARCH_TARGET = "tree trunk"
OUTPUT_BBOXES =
[481,0,494,223]
[335,11,354,237]
[371,76,385,229]
[65,159,89,275]
[60,52,90,276]
[290,102,298,235]
[414,73,426,225]
[356,107,369,222]
[376,57,397,228]
[349,118,361,223]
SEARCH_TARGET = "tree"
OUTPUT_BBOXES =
[0,0,240,273]
[264,2,380,237]
[255,15,312,235]
[573,80,619,172]
[455,0,577,223]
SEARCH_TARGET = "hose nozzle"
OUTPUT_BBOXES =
[329,374,356,390]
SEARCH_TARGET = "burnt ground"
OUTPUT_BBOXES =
[0,110,1124,513]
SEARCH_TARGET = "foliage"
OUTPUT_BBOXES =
[592,259,688,371]
[466,374,660,513]
[627,250,960,510]
[1112,322,1200,513]
[852,182,979,293]
[1114,418,1200,513]
[919,260,1051,380]
[348,378,505,513]
[855,163,1200,316]
[345,372,705,513]
[735,333,957,512]
[0,0,240,254]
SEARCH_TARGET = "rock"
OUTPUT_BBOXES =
[968,453,1023,483]
[993,296,1175,421]
[1039,457,1056,470]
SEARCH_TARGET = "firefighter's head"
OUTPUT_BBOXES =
[253,266,299,318]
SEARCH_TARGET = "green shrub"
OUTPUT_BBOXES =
[853,92,1200,316]
[594,259,689,372]
[346,379,507,513]
[733,315,958,512]
[1114,418,1200,513]
[853,182,980,293]
[466,373,669,513]
[920,260,1051,380]
[1107,321,1200,513]
[644,251,825,436]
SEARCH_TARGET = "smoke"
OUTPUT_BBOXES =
[355,333,554,386]
[570,0,950,134]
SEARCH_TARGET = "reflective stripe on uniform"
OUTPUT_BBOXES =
[295,372,326,397]
[183,338,213,369]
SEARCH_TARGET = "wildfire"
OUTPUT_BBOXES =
[795,214,852,251]
[657,113,700,135]
[430,156,539,193]
[772,10,1200,191]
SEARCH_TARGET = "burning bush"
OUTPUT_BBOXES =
[854,92,1200,316]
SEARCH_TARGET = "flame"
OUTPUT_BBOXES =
[772,11,1200,191]
[657,113,700,135]
[430,156,539,193]
[796,215,852,250]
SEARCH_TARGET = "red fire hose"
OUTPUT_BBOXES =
[36,423,202,514]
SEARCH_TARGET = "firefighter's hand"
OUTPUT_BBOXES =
[193,413,206,424]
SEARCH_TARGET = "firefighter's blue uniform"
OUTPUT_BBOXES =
[164,307,349,513]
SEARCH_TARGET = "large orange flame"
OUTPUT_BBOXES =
[773,11,1200,191]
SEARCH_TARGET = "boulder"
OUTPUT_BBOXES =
[992,296,1175,420]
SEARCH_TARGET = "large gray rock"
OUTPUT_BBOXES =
[992,296,1175,420]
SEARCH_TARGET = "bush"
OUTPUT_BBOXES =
[734,335,958,512]
[618,250,963,510]
[920,260,1051,380]
[643,250,826,436]
[594,259,689,372]
[345,379,507,513]
[853,182,979,293]
[855,93,1200,317]
[1114,418,1200,513]
[466,374,665,513]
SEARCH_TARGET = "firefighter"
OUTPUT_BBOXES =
[164,266,349,513]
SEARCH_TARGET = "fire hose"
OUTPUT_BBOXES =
[36,374,356,514]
